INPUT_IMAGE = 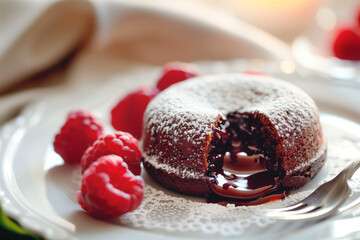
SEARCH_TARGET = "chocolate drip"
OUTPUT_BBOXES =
[206,113,285,202]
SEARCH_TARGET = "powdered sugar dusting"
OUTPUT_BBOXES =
[143,73,322,177]
[117,115,360,237]
[143,153,205,179]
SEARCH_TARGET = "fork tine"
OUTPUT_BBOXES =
[268,207,331,221]
[270,202,306,212]
[266,205,320,217]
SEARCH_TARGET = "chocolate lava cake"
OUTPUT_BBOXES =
[141,73,327,201]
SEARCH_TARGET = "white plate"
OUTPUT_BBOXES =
[1,60,360,240]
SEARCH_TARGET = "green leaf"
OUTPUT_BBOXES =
[0,205,41,239]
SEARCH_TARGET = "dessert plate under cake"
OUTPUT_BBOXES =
[0,61,360,239]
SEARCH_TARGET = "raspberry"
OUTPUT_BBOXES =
[111,86,159,139]
[242,70,268,76]
[81,132,142,175]
[332,27,360,60]
[77,155,144,218]
[156,62,200,91]
[53,110,104,164]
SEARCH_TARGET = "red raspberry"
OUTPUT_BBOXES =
[156,62,200,91]
[111,86,159,139]
[53,110,104,164]
[77,155,144,218]
[81,132,142,175]
[332,27,360,60]
[242,70,268,76]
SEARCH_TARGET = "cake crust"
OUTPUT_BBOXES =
[142,73,327,199]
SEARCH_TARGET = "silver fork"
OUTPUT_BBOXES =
[264,159,360,221]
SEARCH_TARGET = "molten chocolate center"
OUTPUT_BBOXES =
[206,113,283,201]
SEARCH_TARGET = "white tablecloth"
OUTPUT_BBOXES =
[0,0,291,124]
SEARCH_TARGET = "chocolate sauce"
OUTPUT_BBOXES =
[207,190,286,206]
[206,113,286,204]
